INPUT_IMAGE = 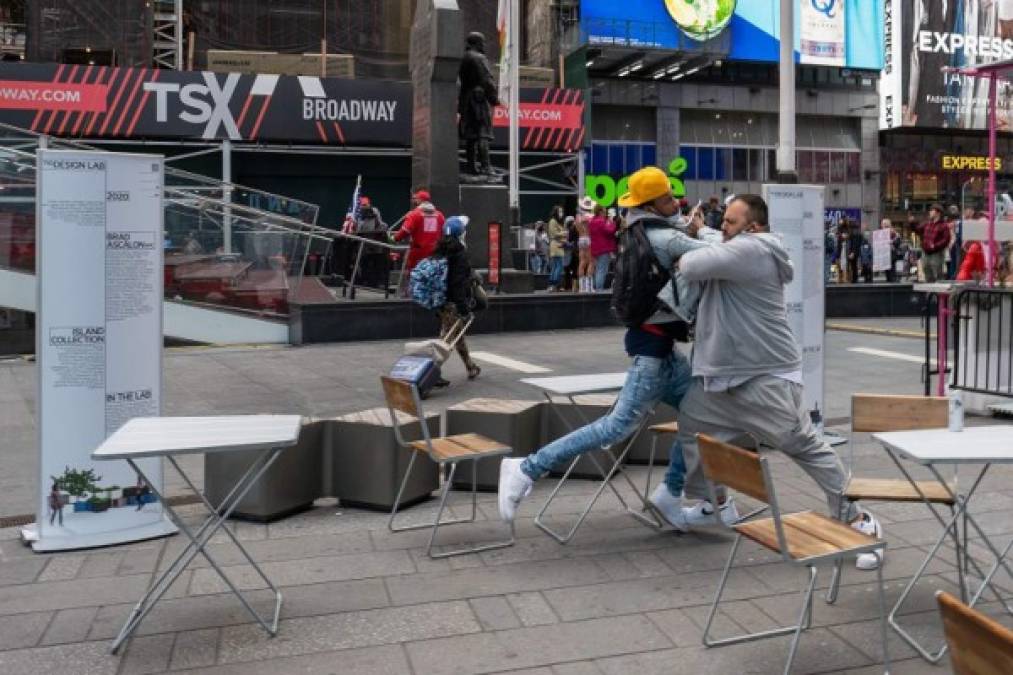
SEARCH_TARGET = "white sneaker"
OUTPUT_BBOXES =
[497,458,533,523]
[851,511,885,570]
[683,497,740,527]
[648,484,689,532]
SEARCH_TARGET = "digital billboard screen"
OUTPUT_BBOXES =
[580,0,884,70]
[880,0,1013,131]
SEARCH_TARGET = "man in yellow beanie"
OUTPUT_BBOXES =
[498,166,722,530]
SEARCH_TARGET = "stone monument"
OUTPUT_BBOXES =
[458,31,501,183]
[410,0,461,217]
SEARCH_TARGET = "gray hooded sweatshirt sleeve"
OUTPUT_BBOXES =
[678,233,802,378]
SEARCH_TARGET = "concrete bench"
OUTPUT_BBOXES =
[204,417,324,522]
[445,398,544,491]
[326,407,440,510]
[543,394,624,479]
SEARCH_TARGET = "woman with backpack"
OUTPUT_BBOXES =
[432,216,481,380]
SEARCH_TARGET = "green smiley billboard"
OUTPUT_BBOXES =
[584,157,687,208]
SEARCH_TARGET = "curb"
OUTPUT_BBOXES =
[825,322,931,340]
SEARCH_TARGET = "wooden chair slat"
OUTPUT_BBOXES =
[938,591,1013,675]
[447,433,511,455]
[381,376,419,418]
[409,437,477,461]
[697,434,769,503]
[734,518,838,559]
[852,394,948,432]
[844,477,956,504]
[648,421,680,434]
[784,512,879,550]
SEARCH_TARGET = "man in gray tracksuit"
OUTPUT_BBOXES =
[675,194,883,570]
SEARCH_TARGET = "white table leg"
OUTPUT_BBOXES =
[110,449,284,654]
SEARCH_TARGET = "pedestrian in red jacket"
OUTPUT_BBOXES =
[392,189,446,274]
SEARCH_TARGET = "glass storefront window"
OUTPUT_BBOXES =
[813,151,830,184]
[642,144,656,168]
[715,148,731,181]
[680,146,697,180]
[846,152,861,183]
[608,145,623,175]
[830,152,847,183]
[698,147,715,180]
[732,148,748,181]
[798,151,813,183]
[749,148,765,182]
[592,145,607,174]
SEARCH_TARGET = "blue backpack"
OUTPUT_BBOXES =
[410,256,448,309]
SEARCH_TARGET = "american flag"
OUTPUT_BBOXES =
[348,174,362,221]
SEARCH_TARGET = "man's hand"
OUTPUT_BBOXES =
[687,209,704,237]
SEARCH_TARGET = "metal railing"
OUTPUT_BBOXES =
[951,286,1013,398]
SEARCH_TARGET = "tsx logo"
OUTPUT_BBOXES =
[143,73,241,140]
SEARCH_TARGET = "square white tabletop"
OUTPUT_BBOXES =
[520,372,627,396]
[92,415,303,460]
[874,425,1013,465]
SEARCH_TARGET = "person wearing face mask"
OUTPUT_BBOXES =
[673,194,885,571]
[498,167,721,529]
[432,216,481,380]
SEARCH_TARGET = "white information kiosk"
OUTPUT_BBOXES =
[26,149,175,551]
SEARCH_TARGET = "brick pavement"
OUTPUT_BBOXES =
[0,325,1011,674]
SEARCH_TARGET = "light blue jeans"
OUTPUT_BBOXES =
[521,352,691,497]
[593,252,612,290]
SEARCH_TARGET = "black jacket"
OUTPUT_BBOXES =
[442,239,473,314]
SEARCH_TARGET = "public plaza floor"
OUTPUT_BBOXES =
[1,321,1012,674]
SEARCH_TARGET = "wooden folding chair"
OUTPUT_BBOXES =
[824,394,971,660]
[381,376,515,558]
[697,434,890,675]
[937,591,1013,675]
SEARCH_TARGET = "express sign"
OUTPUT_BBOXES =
[940,155,1002,171]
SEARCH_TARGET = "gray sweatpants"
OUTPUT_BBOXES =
[677,375,859,522]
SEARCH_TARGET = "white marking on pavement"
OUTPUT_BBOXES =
[848,347,935,365]
[469,351,552,373]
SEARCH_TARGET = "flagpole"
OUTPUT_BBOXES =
[508,0,520,233]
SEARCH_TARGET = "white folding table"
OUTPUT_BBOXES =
[521,373,662,543]
[92,414,302,654]
[873,424,1013,663]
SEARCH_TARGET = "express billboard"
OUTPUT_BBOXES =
[580,0,884,70]
[880,0,1013,131]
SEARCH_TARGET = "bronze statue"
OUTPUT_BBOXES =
[458,31,499,179]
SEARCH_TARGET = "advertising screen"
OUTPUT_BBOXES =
[881,0,1013,131]
[580,0,884,70]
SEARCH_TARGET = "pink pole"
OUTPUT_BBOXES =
[987,73,997,286]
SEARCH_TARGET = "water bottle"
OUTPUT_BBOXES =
[949,391,964,432]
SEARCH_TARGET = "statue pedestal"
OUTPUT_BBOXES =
[459,182,510,271]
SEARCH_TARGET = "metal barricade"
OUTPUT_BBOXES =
[951,286,1013,398]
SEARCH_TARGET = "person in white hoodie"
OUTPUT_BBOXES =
[674,194,884,570]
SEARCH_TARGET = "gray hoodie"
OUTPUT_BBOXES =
[623,207,720,325]
[679,232,802,378]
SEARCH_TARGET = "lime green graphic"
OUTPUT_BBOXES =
[664,0,736,41]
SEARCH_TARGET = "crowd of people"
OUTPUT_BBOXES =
[826,204,1008,285]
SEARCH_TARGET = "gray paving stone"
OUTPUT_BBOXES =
[0,557,46,587]
[404,614,671,675]
[386,557,611,606]
[595,628,872,675]
[37,553,86,582]
[506,592,559,627]
[469,596,521,631]
[41,607,99,646]
[551,663,605,675]
[0,610,50,650]
[90,577,390,639]
[173,643,410,674]
[77,552,125,579]
[0,640,120,675]
[120,633,175,675]
[217,601,480,664]
[188,550,413,595]
[0,572,186,615]
[169,628,219,670]
[540,568,762,622]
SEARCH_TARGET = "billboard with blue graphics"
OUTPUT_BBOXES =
[580,0,884,70]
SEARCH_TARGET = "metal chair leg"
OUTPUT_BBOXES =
[874,552,892,675]
[389,452,474,534]
[825,559,843,604]
[783,566,819,675]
